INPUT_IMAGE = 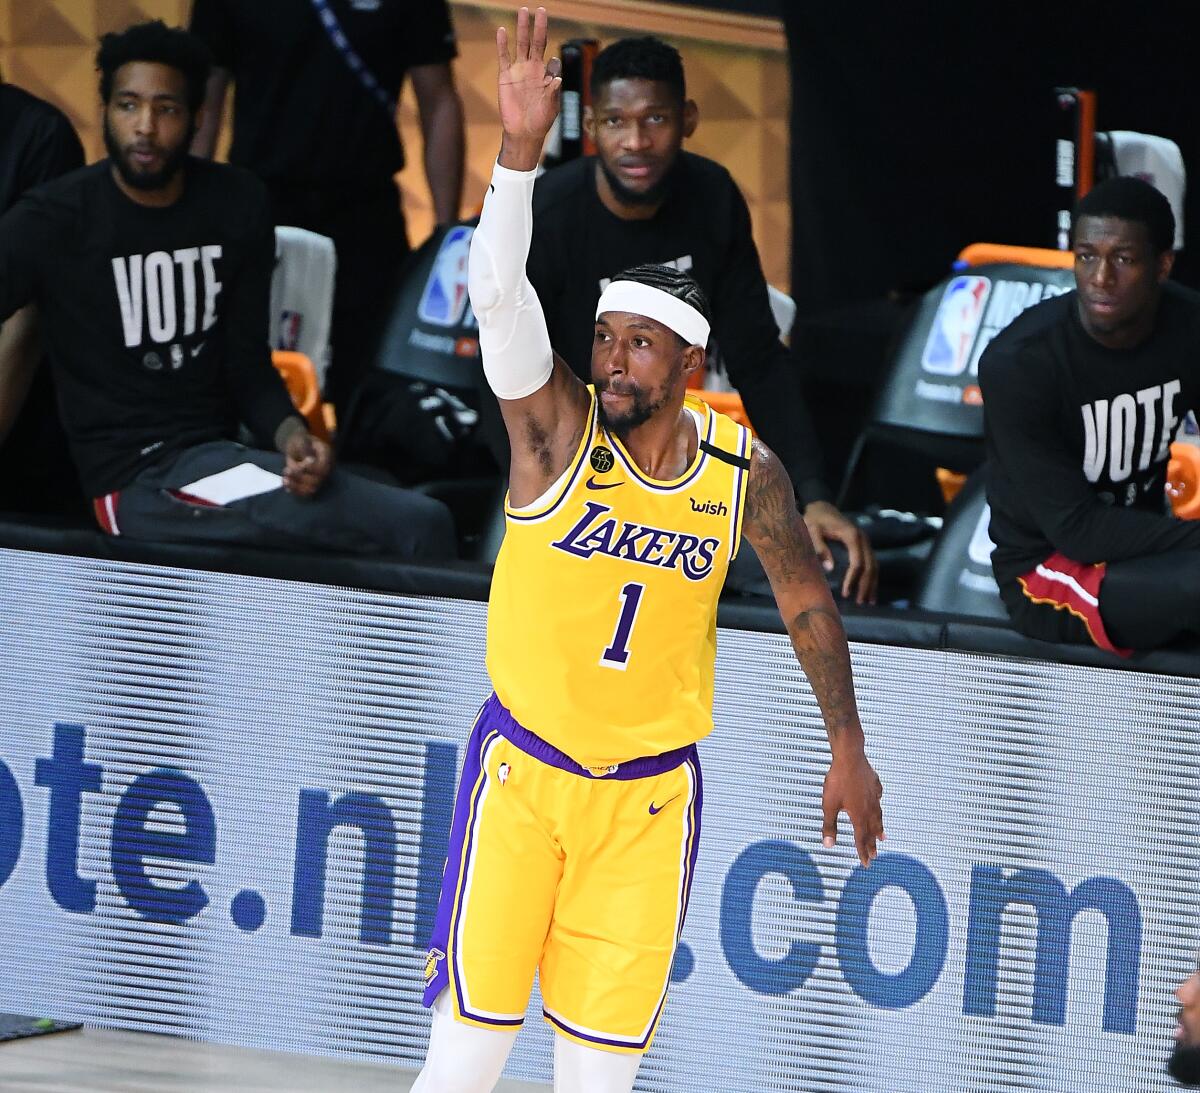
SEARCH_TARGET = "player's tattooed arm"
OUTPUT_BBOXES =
[742,438,885,864]
[742,439,859,740]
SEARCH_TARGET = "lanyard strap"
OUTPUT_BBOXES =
[308,0,396,116]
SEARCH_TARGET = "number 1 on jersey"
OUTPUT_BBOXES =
[600,582,645,670]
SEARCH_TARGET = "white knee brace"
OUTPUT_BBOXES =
[411,989,519,1093]
[553,1033,643,1093]
[411,988,644,1093]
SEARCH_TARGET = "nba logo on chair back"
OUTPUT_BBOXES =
[967,502,996,568]
[418,226,475,327]
[921,276,991,376]
[279,310,303,351]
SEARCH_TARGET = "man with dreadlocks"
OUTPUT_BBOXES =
[414,10,886,1092]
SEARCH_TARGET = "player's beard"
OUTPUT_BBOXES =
[597,154,676,208]
[104,115,193,193]
[1168,1042,1200,1085]
[596,377,674,436]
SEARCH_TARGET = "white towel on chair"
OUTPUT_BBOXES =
[1108,131,1186,249]
[271,226,337,387]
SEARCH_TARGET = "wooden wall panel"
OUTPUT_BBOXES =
[0,0,789,289]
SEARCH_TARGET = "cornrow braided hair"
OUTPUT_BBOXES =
[612,263,710,323]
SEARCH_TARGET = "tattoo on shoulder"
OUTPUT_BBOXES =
[743,438,816,578]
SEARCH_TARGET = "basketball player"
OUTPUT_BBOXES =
[413,10,885,1091]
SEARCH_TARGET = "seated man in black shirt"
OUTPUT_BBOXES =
[980,177,1200,653]
[523,35,877,603]
[0,21,453,559]
[0,70,86,515]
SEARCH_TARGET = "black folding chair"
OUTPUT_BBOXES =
[912,470,1007,620]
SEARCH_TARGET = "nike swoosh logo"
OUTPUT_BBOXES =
[649,795,680,815]
[586,476,622,490]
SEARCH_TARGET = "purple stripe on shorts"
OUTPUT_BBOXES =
[543,1007,650,1051]
[684,756,704,923]
[422,704,522,1026]
[641,755,704,1047]
[484,693,695,780]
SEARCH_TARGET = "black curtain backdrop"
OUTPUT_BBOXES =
[782,3,1199,316]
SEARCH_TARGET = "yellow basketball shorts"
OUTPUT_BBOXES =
[423,693,703,1053]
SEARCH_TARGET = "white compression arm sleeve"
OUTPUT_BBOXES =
[467,160,555,400]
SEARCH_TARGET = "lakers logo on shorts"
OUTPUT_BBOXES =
[424,947,446,986]
[584,763,620,778]
[589,446,614,473]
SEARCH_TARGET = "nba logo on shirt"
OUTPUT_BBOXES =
[921,276,991,376]
[418,225,475,327]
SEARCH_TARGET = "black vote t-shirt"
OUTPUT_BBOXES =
[189,0,457,189]
[0,159,295,497]
[980,281,1200,587]
[526,152,831,507]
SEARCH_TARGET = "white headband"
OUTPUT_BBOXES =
[595,280,711,349]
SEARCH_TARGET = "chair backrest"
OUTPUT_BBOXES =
[955,243,1072,269]
[271,350,329,440]
[912,471,1007,619]
[371,222,481,391]
[271,227,336,390]
[1167,440,1200,519]
[872,260,1075,441]
[838,258,1076,508]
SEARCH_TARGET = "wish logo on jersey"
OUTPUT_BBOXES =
[551,500,720,581]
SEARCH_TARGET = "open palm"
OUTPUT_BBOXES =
[496,6,562,143]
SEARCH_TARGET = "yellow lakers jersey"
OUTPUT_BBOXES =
[487,389,752,768]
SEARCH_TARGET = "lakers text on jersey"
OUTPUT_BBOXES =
[486,389,752,768]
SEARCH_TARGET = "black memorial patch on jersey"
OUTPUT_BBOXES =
[590,446,615,473]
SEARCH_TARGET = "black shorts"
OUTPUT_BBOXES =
[999,552,1130,656]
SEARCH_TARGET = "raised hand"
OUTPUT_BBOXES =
[496,6,562,168]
